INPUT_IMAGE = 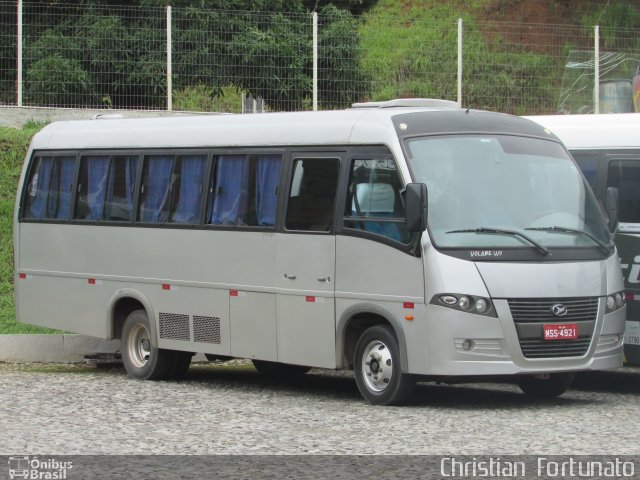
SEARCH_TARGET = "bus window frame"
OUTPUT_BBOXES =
[19,150,80,224]
[280,150,344,236]
[604,153,640,230]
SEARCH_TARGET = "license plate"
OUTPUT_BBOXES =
[543,323,578,340]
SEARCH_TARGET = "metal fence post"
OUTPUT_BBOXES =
[312,11,318,112]
[457,18,462,108]
[17,0,23,107]
[594,24,599,114]
[167,5,173,111]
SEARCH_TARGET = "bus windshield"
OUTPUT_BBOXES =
[405,134,613,253]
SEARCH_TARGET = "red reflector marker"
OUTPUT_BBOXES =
[19,273,27,279]
[162,284,171,290]
[625,292,634,302]
[403,302,414,309]
[88,278,96,285]
[306,296,316,303]
[229,290,238,297]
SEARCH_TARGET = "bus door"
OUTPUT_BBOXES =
[606,155,640,364]
[275,154,340,368]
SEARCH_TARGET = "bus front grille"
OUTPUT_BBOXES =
[507,297,598,359]
[518,336,592,358]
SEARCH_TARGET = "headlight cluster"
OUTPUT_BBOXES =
[430,293,497,317]
[606,291,625,313]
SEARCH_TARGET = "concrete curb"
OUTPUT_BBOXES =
[0,334,209,363]
[0,334,121,363]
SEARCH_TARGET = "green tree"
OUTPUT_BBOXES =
[18,0,376,110]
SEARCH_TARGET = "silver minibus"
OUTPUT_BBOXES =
[14,99,625,404]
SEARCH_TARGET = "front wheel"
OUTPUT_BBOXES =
[517,372,575,398]
[354,325,415,405]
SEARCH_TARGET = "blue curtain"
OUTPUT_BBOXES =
[125,157,137,213]
[140,155,175,222]
[103,156,138,221]
[173,155,207,223]
[210,155,249,225]
[48,156,76,219]
[255,155,281,226]
[85,156,111,220]
[118,156,139,220]
[27,157,53,219]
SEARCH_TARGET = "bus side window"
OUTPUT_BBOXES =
[23,155,76,220]
[343,158,409,243]
[139,155,176,223]
[76,155,139,221]
[207,154,282,227]
[608,160,640,223]
[170,154,208,224]
[285,158,339,232]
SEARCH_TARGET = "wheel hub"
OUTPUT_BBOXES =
[127,323,151,369]
[361,340,393,393]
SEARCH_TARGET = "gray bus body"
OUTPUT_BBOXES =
[528,113,640,365]
[14,101,625,404]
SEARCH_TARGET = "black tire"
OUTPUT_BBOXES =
[121,309,174,380]
[354,324,415,405]
[205,354,233,363]
[517,372,575,398]
[252,359,311,376]
[167,351,193,379]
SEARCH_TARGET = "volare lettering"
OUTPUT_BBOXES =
[470,250,503,258]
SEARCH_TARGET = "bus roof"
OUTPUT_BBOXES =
[525,113,640,150]
[29,101,554,151]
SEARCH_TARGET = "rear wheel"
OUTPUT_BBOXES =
[517,372,575,398]
[121,309,174,380]
[354,325,415,405]
[252,359,311,376]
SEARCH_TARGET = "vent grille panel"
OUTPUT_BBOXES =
[159,312,190,341]
[518,336,592,358]
[509,297,598,323]
[193,315,221,344]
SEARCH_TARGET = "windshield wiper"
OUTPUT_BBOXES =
[446,227,551,256]
[524,226,613,254]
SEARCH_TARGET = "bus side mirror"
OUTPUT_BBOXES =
[605,186,619,233]
[405,182,428,233]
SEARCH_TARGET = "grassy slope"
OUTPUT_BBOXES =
[0,124,59,333]
[359,0,640,114]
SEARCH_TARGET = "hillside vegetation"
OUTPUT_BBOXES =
[359,0,640,113]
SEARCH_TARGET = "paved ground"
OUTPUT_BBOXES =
[1,362,640,456]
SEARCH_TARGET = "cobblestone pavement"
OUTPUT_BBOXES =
[1,362,639,455]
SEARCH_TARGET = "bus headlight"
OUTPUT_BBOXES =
[606,291,626,313]
[431,293,497,317]
[475,298,489,314]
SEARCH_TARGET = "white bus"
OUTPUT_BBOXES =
[14,99,626,405]
[527,113,640,366]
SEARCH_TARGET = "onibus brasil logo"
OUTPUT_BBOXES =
[8,456,73,479]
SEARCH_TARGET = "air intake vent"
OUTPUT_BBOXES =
[519,336,592,358]
[509,297,598,323]
[193,315,221,344]
[351,98,459,109]
[507,297,598,359]
[159,312,190,341]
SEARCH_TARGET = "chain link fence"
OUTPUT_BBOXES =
[0,1,639,115]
